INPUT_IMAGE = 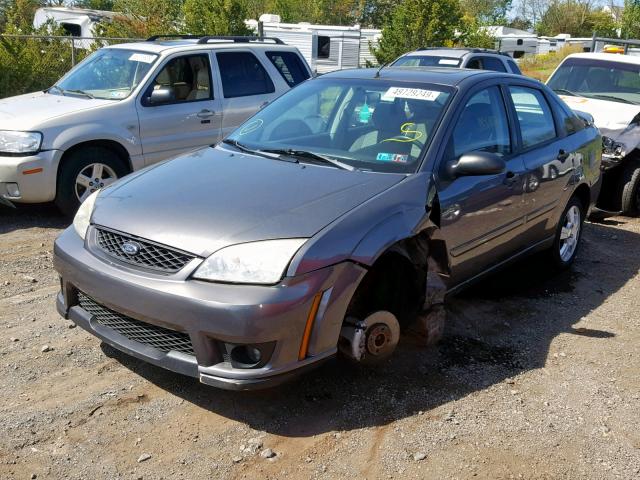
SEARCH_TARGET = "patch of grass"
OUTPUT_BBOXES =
[519,45,584,83]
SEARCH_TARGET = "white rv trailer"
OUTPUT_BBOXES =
[247,15,381,73]
[484,26,537,58]
[33,7,116,48]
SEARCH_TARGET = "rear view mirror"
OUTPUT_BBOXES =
[447,152,506,178]
[148,86,174,105]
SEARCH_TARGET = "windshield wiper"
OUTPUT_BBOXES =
[262,149,355,171]
[47,85,65,96]
[553,88,577,96]
[63,89,95,99]
[586,94,638,105]
[221,139,298,163]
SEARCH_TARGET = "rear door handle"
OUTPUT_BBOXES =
[197,109,215,119]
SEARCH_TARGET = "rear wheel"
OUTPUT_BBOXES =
[55,147,127,217]
[619,160,640,216]
[548,196,584,269]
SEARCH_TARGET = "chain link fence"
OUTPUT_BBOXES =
[0,34,143,99]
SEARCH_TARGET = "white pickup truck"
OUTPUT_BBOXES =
[547,52,640,215]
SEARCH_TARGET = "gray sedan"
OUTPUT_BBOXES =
[54,67,602,390]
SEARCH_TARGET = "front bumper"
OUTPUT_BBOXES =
[0,150,62,203]
[53,227,366,390]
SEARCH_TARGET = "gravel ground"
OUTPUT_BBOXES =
[1,204,639,479]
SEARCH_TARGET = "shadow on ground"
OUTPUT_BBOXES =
[101,220,637,437]
[0,204,68,234]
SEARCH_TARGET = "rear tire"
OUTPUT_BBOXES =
[55,147,127,217]
[619,160,640,216]
[548,196,584,269]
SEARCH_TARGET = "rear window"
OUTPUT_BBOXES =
[481,57,507,72]
[216,51,275,98]
[266,51,310,87]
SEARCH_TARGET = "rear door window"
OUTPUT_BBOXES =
[216,51,275,98]
[466,57,482,69]
[266,51,310,87]
[509,86,557,148]
[481,57,507,72]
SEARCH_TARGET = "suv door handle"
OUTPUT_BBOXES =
[197,109,215,119]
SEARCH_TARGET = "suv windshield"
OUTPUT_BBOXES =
[225,78,452,174]
[393,56,461,68]
[548,57,640,105]
[53,49,158,100]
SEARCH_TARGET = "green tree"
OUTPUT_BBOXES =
[537,1,619,38]
[100,0,183,38]
[183,0,251,35]
[373,0,464,64]
[459,0,511,24]
[621,0,640,39]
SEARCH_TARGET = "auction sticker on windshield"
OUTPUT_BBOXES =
[129,53,156,64]
[382,87,441,102]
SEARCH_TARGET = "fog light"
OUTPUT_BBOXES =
[6,183,20,197]
[230,345,262,366]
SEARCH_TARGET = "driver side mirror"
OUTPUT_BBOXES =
[447,152,506,178]
[147,86,174,105]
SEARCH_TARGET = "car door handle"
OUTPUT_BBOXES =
[557,149,570,161]
[197,109,215,119]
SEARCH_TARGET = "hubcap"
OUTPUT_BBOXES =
[559,205,581,262]
[75,163,117,202]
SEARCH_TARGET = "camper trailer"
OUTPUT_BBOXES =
[33,7,116,48]
[484,26,537,58]
[247,15,381,73]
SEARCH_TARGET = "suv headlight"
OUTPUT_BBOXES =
[73,190,100,240]
[0,131,42,154]
[193,239,307,285]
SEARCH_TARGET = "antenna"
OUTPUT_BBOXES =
[374,62,388,78]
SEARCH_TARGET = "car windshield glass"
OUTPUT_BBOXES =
[548,57,640,105]
[393,56,461,68]
[225,78,452,174]
[54,49,158,100]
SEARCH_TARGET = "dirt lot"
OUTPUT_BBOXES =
[1,204,639,480]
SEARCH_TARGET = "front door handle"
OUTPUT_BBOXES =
[557,149,570,161]
[197,109,215,119]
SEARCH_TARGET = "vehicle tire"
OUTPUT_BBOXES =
[548,196,585,269]
[619,160,640,216]
[55,147,128,217]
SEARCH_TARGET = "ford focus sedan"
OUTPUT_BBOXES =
[54,68,601,390]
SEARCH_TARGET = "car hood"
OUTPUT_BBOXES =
[0,91,113,130]
[92,147,405,257]
[559,95,640,152]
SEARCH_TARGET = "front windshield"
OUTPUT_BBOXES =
[393,56,461,68]
[54,49,158,100]
[548,57,640,105]
[225,78,452,174]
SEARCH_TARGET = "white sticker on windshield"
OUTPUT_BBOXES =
[129,53,156,64]
[438,59,459,65]
[381,87,441,102]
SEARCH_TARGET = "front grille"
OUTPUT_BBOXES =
[95,227,196,273]
[78,292,195,356]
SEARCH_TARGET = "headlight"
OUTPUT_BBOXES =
[72,190,100,240]
[193,239,307,284]
[0,131,42,154]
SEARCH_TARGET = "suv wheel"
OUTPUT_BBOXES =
[549,196,584,269]
[620,160,640,216]
[55,147,127,217]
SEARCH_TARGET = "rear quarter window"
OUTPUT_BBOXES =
[507,60,522,75]
[266,51,310,87]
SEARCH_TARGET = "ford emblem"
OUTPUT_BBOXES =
[121,240,141,256]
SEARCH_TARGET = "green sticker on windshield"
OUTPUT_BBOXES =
[376,153,409,163]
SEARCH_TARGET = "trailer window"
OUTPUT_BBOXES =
[266,51,310,87]
[318,36,331,59]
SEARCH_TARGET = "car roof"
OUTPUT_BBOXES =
[563,52,640,66]
[108,39,297,55]
[401,48,508,59]
[321,66,521,87]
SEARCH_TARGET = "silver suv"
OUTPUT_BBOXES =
[391,48,522,74]
[0,36,311,214]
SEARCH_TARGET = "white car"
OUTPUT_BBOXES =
[547,52,640,215]
[0,36,312,215]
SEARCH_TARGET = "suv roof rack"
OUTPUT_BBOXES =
[416,47,511,57]
[196,36,284,45]
[146,34,202,41]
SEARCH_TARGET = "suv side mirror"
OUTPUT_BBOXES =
[148,86,174,105]
[447,152,506,178]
